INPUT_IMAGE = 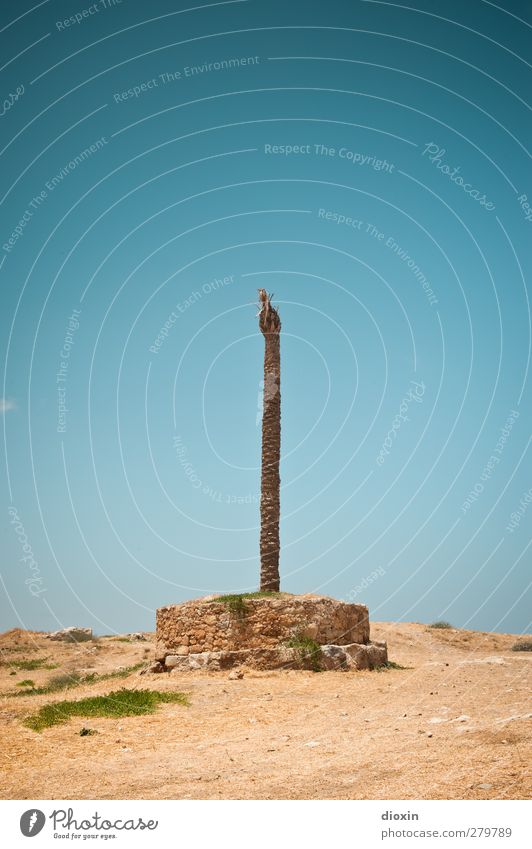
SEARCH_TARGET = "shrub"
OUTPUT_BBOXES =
[63,631,93,643]
[16,679,35,688]
[285,630,322,672]
[511,640,532,652]
[429,621,453,630]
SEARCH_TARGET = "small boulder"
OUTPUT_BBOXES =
[228,669,244,680]
[140,661,164,674]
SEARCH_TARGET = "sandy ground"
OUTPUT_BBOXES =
[0,623,530,800]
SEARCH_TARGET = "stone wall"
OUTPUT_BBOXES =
[156,593,370,661]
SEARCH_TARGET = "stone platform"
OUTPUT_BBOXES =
[153,593,387,672]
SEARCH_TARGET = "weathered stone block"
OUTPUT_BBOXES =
[344,640,388,669]
[321,645,350,670]
[164,655,183,668]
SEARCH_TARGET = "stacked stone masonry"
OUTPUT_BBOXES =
[154,593,387,672]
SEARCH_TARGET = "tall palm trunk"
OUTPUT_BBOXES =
[258,289,281,592]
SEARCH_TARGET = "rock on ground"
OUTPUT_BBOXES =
[47,627,93,642]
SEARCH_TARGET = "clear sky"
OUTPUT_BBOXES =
[1,0,530,635]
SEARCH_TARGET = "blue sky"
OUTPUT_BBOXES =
[1,0,530,635]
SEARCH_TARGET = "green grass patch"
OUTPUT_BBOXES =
[46,672,84,690]
[16,679,35,688]
[211,591,281,618]
[7,663,144,697]
[94,663,145,683]
[511,640,532,652]
[0,645,38,654]
[7,656,58,671]
[285,631,322,672]
[428,621,453,630]
[24,687,188,732]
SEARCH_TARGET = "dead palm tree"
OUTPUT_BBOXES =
[258,289,281,592]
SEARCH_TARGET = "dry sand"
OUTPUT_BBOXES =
[0,623,530,800]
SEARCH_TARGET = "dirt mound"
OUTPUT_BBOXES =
[0,628,45,641]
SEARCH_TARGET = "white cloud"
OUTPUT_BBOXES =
[0,399,16,414]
